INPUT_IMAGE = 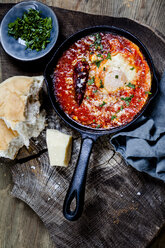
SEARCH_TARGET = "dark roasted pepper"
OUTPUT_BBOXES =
[73,61,89,105]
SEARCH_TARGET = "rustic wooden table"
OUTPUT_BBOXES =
[0,0,165,248]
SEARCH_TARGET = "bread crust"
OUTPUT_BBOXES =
[0,119,18,150]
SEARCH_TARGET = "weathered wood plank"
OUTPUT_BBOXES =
[0,1,165,248]
[0,0,165,36]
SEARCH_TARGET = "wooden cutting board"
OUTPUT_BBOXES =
[0,4,165,248]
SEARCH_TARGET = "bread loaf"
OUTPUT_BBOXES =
[0,76,45,159]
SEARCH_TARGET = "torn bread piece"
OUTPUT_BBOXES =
[0,76,45,159]
[0,119,24,159]
[46,129,72,167]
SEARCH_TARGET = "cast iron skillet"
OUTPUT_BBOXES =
[44,26,158,221]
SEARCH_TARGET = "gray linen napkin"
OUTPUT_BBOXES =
[111,71,165,181]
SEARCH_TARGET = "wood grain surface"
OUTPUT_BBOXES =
[0,1,165,248]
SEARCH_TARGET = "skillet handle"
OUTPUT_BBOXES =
[63,135,95,221]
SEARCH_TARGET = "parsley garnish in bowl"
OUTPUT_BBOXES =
[8,9,52,51]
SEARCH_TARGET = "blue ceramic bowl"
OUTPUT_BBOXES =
[0,1,59,61]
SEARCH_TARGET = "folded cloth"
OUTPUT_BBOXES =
[111,71,165,181]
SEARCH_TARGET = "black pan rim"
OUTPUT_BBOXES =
[44,25,158,136]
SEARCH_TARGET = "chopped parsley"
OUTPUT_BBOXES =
[99,101,106,107]
[111,115,117,120]
[97,53,103,58]
[120,105,124,111]
[96,124,101,128]
[127,82,135,89]
[91,33,103,51]
[130,67,135,70]
[95,33,101,44]
[93,119,96,122]
[93,90,98,93]
[138,99,142,102]
[103,67,106,71]
[145,91,152,95]
[121,95,134,106]
[115,75,119,79]
[88,77,95,85]
[86,96,90,99]
[106,52,111,60]
[100,44,103,50]
[8,9,52,51]
[95,44,98,49]
[93,33,103,50]
[94,60,103,68]
[99,79,104,88]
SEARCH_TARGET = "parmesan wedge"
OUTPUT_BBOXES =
[46,129,72,167]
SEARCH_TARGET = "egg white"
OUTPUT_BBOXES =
[93,53,136,93]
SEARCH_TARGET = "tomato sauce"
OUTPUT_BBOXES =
[53,33,151,129]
